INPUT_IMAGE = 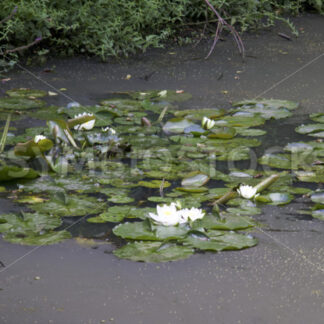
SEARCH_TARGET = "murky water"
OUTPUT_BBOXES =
[1,14,324,324]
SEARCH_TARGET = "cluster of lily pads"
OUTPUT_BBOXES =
[0,87,322,262]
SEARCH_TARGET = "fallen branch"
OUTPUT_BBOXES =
[5,37,42,54]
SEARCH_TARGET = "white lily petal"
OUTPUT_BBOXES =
[34,135,47,143]
[237,184,257,199]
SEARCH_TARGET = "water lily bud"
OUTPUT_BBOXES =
[34,135,47,143]
[202,117,215,130]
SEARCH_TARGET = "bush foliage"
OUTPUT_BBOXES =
[0,0,323,63]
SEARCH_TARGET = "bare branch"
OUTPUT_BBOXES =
[203,0,245,59]
[5,37,42,54]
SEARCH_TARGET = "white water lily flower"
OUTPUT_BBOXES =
[102,127,116,134]
[202,116,216,130]
[179,207,205,222]
[237,184,258,199]
[158,90,167,97]
[34,135,47,143]
[148,203,181,226]
[73,112,95,130]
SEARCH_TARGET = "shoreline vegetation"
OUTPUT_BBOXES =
[0,1,323,73]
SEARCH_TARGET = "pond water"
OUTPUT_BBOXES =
[1,13,324,324]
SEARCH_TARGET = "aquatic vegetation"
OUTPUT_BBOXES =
[2,89,322,262]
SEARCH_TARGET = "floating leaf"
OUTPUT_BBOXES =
[31,195,105,217]
[174,108,225,120]
[295,124,324,135]
[184,232,257,251]
[6,88,47,98]
[163,118,195,134]
[208,126,236,139]
[0,164,39,182]
[0,97,45,110]
[235,128,266,136]
[192,214,255,230]
[138,180,171,189]
[233,99,298,110]
[258,153,291,169]
[113,221,158,240]
[113,241,194,262]
[310,191,324,204]
[295,171,324,183]
[310,113,324,123]
[311,209,324,220]
[14,138,53,157]
[181,172,209,187]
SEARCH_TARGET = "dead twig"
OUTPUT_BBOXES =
[5,37,42,54]
[203,0,245,59]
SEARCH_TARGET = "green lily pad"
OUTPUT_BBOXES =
[311,209,324,220]
[31,195,105,217]
[256,192,293,205]
[138,180,171,189]
[258,153,291,169]
[163,118,195,134]
[184,232,257,251]
[113,221,158,240]
[310,191,324,204]
[295,171,324,183]
[0,211,70,245]
[0,164,39,182]
[233,99,298,110]
[3,230,71,245]
[128,90,192,103]
[284,142,314,153]
[235,128,266,136]
[113,241,194,262]
[208,126,236,139]
[310,113,324,123]
[192,214,255,230]
[0,97,45,110]
[174,108,225,120]
[295,124,324,135]
[6,88,47,98]
[181,172,209,187]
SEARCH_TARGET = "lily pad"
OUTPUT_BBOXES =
[181,172,209,187]
[310,191,324,204]
[184,232,257,251]
[0,164,39,182]
[6,88,47,98]
[311,209,324,220]
[138,180,171,189]
[113,221,158,240]
[174,108,225,120]
[31,195,105,217]
[192,214,255,230]
[258,153,291,169]
[310,113,324,123]
[113,241,194,262]
[163,118,195,134]
[233,99,298,110]
[295,124,324,135]
[208,126,236,139]
[0,97,45,110]
[3,230,71,245]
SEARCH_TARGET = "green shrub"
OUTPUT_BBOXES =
[0,0,323,68]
